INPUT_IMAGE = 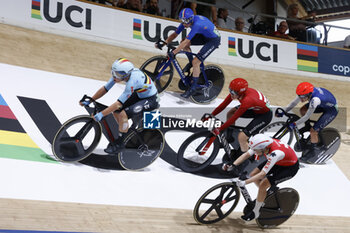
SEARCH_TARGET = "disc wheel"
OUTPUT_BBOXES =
[256,188,299,228]
[191,65,225,104]
[140,55,173,93]
[118,128,164,170]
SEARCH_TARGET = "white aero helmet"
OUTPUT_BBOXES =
[111,58,134,80]
[249,134,273,151]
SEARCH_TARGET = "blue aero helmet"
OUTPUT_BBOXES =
[179,8,194,24]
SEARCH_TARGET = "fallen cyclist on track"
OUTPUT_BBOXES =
[79,58,159,154]
[230,134,299,221]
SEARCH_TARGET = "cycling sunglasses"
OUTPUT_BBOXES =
[111,70,128,80]
[298,94,309,99]
[181,17,193,24]
[229,89,238,95]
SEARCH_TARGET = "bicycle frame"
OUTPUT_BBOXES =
[82,95,147,146]
[273,108,313,150]
[156,45,210,89]
[197,124,244,158]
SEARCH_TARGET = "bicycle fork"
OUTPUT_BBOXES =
[197,136,215,155]
[240,185,253,204]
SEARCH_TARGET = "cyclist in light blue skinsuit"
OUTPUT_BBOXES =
[80,58,159,153]
[156,8,221,98]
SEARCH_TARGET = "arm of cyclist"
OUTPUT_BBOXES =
[284,96,300,113]
[79,82,110,106]
[155,32,178,50]
[294,97,320,126]
[92,77,129,121]
[218,105,247,131]
[211,94,232,116]
[164,31,178,45]
[232,150,252,166]
[244,150,285,185]
[172,39,191,55]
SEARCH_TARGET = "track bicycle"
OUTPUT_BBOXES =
[51,95,165,170]
[177,116,245,173]
[193,174,300,228]
[140,40,225,104]
[260,107,341,164]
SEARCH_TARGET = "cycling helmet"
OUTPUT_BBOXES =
[111,58,134,80]
[296,82,314,96]
[229,78,248,96]
[179,8,194,24]
[249,134,273,151]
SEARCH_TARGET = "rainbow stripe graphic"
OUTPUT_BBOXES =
[228,37,237,56]
[297,44,318,72]
[133,19,142,40]
[31,0,42,20]
[0,94,54,163]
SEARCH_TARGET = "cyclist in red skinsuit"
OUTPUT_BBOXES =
[207,78,273,167]
[232,134,299,221]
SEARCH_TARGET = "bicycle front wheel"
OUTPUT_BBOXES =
[52,115,102,162]
[193,182,240,224]
[257,188,299,228]
[118,128,164,170]
[140,55,173,93]
[260,121,293,145]
[177,131,220,173]
[191,65,225,104]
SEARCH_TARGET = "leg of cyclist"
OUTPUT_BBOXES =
[242,160,299,221]
[181,35,220,98]
[240,110,273,152]
[222,109,272,171]
[105,94,159,153]
[300,104,338,157]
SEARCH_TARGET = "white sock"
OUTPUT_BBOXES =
[253,201,264,218]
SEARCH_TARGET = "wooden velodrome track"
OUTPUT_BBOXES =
[1,23,350,232]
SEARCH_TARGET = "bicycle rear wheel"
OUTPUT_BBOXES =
[118,128,164,170]
[140,55,173,93]
[256,188,299,228]
[260,121,293,145]
[52,115,102,162]
[193,182,240,224]
[177,131,220,173]
[191,65,225,104]
[306,127,341,164]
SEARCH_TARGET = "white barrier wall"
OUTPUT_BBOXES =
[0,0,349,80]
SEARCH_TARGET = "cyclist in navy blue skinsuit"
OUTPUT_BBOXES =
[276,82,338,159]
[80,58,159,154]
[155,8,221,98]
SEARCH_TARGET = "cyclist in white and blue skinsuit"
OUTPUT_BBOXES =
[80,58,159,153]
[156,8,221,98]
[276,82,338,159]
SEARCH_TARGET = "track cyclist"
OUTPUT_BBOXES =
[79,58,159,153]
[231,134,299,221]
[276,82,338,160]
[203,78,272,169]
[155,7,221,98]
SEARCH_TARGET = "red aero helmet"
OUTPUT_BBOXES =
[296,82,314,96]
[229,78,248,95]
